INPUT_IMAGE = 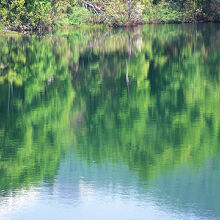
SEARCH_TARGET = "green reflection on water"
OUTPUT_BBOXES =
[0,23,220,216]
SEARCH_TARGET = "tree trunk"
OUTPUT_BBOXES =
[128,0,132,20]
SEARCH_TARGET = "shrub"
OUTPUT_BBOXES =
[54,6,91,26]
[0,0,53,29]
[143,0,183,23]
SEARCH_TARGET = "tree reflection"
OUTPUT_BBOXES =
[0,24,220,197]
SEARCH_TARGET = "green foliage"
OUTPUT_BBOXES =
[143,0,183,23]
[0,0,219,30]
[54,6,92,26]
[0,0,54,29]
[0,0,25,26]
[143,0,203,23]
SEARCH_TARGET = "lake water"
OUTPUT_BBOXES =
[0,23,220,220]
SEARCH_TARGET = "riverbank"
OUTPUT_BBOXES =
[1,20,219,36]
[0,23,22,35]
[0,0,219,33]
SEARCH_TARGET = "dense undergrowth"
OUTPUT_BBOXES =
[0,0,220,31]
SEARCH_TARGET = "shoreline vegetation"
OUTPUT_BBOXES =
[0,0,220,33]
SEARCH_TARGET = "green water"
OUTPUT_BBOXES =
[0,23,220,220]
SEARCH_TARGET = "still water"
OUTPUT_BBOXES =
[0,23,220,220]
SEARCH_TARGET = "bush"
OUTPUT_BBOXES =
[0,0,219,30]
[143,0,204,23]
[54,6,91,26]
[0,0,53,30]
[143,0,183,23]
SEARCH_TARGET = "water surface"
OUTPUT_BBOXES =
[0,23,220,220]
